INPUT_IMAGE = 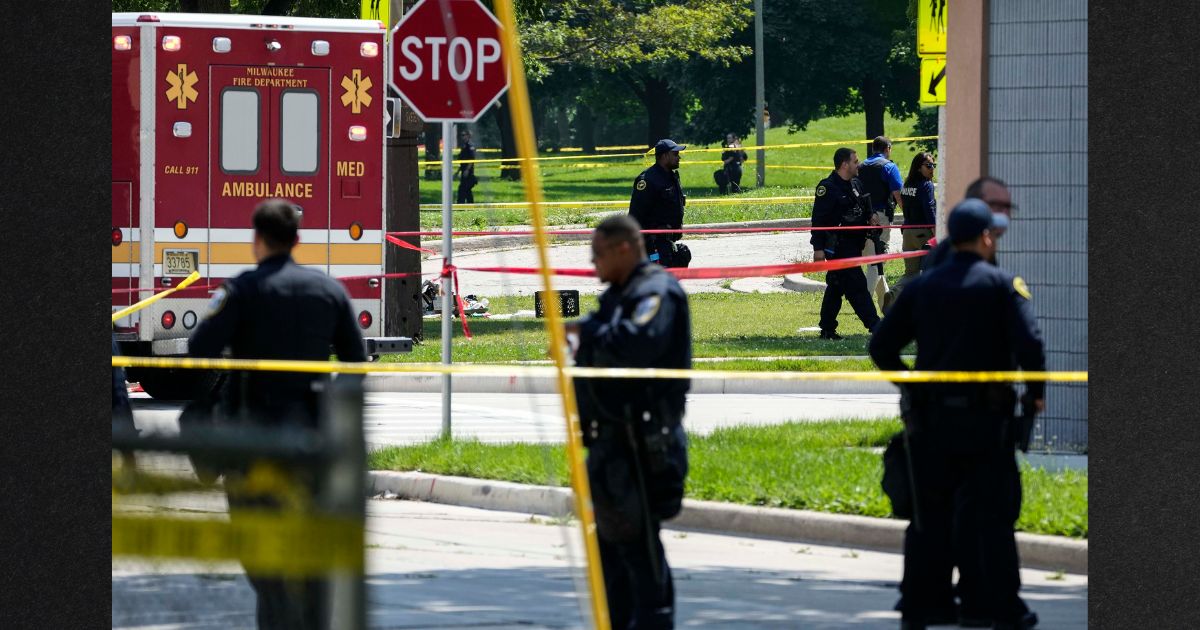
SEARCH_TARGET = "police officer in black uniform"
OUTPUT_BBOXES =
[456,129,478,204]
[567,215,691,629]
[923,176,1015,271]
[629,139,690,268]
[869,199,1045,630]
[811,147,881,339]
[112,330,138,474]
[917,176,1020,625]
[189,198,367,630]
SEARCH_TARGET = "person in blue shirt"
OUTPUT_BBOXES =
[858,136,904,307]
[883,153,938,311]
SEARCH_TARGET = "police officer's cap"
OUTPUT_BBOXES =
[654,139,687,155]
[948,198,1010,243]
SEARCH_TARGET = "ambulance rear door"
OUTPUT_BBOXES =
[209,65,331,277]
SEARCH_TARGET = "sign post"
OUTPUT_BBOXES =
[917,0,948,230]
[390,0,509,439]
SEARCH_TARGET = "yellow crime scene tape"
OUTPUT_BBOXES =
[492,1,611,625]
[111,271,201,323]
[112,356,1087,383]
[686,160,830,170]
[112,511,363,576]
[418,195,812,210]
[418,135,938,167]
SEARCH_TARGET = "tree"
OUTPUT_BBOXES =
[684,0,919,145]
[519,0,753,145]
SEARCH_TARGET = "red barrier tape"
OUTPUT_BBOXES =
[386,234,438,255]
[387,224,935,238]
[113,249,927,296]
[439,264,473,339]
[456,250,926,280]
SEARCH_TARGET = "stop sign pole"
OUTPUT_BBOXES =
[390,0,509,439]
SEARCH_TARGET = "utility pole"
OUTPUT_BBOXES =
[753,0,766,188]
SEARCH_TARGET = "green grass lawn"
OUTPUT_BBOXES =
[380,292,901,366]
[368,419,1088,539]
[418,113,926,228]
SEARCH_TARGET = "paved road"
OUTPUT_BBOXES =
[131,391,900,446]
[424,229,904,296]
[113,498,1087,629]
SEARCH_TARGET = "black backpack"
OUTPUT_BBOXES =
[857,160,895,216]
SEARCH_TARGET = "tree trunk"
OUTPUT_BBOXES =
[531,96,547,149]
[862,75,885,152]
[637,75,674,147]
[492,95,521,181]
[385,105,426,341]
[423,123,441,181]
[576,102,596,153]
[555,106,570,150]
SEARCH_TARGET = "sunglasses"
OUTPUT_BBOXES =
[923,162,936,169]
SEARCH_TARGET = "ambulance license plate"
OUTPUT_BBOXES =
[163,249,199,276]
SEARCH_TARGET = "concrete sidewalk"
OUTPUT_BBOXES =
[113,497,1087,629]
[369,471,1088,576]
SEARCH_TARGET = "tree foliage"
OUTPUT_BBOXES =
[111,0,922,148]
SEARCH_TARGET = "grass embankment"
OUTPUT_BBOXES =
[379,292,905,366]
[369,419,1088,539]
[418,113,925,229]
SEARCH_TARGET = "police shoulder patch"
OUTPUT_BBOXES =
[631,295,662,326]
[816,184,826,197]
[1013,276,1032,300]
[205,287,229,318]
[636,178,647,191]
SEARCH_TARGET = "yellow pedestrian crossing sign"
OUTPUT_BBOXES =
[362,0,389,28]
[918,0,947,56]
[920,57,946,106]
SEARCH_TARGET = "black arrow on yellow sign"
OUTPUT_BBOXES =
[928,65,945,97]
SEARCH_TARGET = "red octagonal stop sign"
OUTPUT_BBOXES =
[389,0,509,122]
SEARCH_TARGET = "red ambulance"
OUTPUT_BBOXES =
[112,12,409,399]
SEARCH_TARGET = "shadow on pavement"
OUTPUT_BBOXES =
[113,564,1086,629]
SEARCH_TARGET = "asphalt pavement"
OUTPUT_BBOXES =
[424,228,904,296]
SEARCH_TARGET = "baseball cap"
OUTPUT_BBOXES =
[654,139,686,154]
[948,198,1010,244]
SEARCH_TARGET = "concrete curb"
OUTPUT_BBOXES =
[368,472,1087,575]
[782,274,828,292]
[364,373,899,395]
